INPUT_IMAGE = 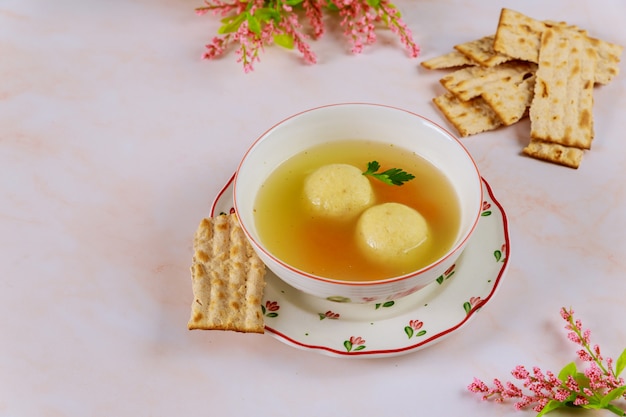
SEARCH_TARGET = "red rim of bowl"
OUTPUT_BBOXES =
[233,102,483,287]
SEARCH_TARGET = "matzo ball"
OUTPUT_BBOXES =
[356,202,430,265]
[303,164,374,220]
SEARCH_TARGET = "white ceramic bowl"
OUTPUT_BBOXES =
[234,103,483,303]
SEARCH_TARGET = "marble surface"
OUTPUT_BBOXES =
[1,0,625,415]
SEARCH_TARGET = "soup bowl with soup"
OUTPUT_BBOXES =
[234,103,483,304]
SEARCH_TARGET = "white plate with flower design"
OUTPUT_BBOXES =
[211,175,510,358]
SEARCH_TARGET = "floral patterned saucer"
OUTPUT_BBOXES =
[211,175,510,358]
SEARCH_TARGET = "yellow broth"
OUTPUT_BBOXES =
[253,140,460,281]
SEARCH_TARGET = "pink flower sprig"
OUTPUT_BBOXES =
[195,0,419,72]
[468,307,626,416]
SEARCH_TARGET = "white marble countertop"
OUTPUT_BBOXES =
[2,0,625,415]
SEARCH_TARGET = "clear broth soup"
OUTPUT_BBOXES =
[253,140,460,281]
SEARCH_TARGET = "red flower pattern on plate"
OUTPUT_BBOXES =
[344,336,366,352]
[481,201,492,216]
[436,263,456,284]
[494,243,507,262]
[262,300,280,318]
[463,296,483,314]
[404,319,427,339]
[318,310,340,320]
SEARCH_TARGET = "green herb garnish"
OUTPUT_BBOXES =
[362,161,415,186]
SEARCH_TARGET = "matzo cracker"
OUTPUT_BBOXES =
[494,8,621,84]
[587,36,624,85]
[433,92,502,137]
[420,50,475,70]
[440,61,536,102]
[493,8,548,63]
[454,35,512,67]
[523,139,584,169]
[529,27,597,150]
[482,74,536,126]
[188,214,266,334]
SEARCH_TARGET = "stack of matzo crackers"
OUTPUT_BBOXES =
[422,8,623,169]
[188,213,267,334]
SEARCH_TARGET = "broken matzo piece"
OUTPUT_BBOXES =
[529,27,597,150]
[454,35,512,67]
[523,139,584,169]
[421,50,476,70]
[482,74,536,126]
[188,213,266,334]
[493,8,549,63]
[587,36,624,85]
[440,60,537,102]
[433,92,502,137]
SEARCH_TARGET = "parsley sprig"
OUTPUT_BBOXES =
[362,161,415,186]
